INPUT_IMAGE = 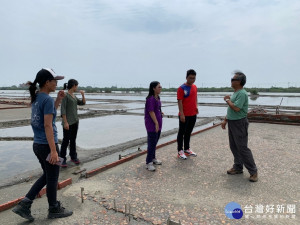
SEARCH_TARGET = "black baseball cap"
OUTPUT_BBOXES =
[34,68,64,84]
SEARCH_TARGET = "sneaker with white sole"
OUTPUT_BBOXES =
[152,158,162,165]
[146,162,156,171]
[178,150,187,159]
[184,149,197,157]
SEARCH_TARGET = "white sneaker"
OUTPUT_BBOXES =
[184,149,197,157]
[152,158,162,165]
[146,162,156,171]
[178,150,187,160]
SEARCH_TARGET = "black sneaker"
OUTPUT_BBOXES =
[61,158,67,168]
[12,200,34,221]
[48,201,73,219]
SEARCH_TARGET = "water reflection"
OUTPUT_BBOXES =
[85,102,146,111]
[250,95,259,101]
[129,105,228,117]
[1,91,300,107]
[0,115,187,149]
[69,115,185,149]
[0,141,39,182]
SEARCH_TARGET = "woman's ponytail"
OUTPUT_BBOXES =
[63,83,68,90]
[27,81,37,103]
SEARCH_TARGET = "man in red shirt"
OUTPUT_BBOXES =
[177,69,198,159]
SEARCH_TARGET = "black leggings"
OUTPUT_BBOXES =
[60,122,79,160]
[26,143,60,207]
[177,115,197,151]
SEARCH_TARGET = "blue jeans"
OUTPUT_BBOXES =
[25,143,60,207]
[146,131,161,164]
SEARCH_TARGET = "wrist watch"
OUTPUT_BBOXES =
[225,99,230,102]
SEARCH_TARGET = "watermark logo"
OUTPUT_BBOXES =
[225,202,243,219]
[244,204,296,219]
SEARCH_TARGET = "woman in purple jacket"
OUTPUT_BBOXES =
[144,81,163,171]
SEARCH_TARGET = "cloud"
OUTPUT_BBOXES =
[0,0,300,87]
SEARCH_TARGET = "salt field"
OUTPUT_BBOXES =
[2,90,300,106]
[0,141,39,180]
[0,90,300,184]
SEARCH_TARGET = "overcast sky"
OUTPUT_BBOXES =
[0,0,299,88]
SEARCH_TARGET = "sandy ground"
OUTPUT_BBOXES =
[0,107,31,122]
[0,104,108,126]
[0,123,299,224]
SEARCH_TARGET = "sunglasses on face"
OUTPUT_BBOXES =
[231,78,240,82]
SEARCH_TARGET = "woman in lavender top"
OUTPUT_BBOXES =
[144,81,163,171]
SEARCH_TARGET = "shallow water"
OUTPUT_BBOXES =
[0,141,39,182]
[1,90,299,183]
[1,91,300,106]
[0,126,34,138]
[0,122,215,182]
[63,92,300,107]
[162,105,228,117]
[57,109,89,115]
[129,105,228,117]
[0,115,210,182]
[81,121,216,173]
[0,115,191,149]
[92,102,146,110]
[67,115,195,149]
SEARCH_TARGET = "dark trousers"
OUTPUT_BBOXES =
[228,118,257,175]
[60,122,79,160]
[177,115,197,151]
[146,131,161,164]
[26,143,60,207]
